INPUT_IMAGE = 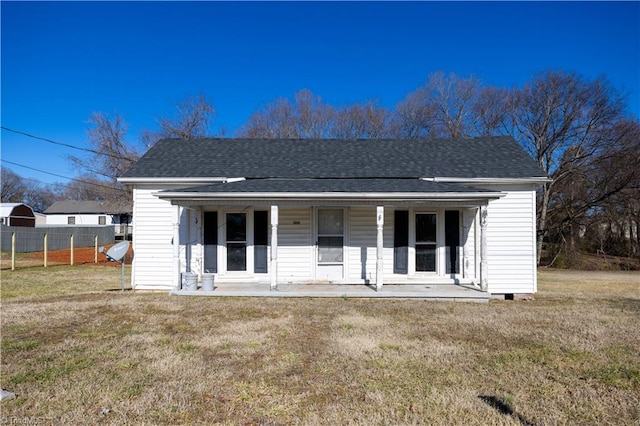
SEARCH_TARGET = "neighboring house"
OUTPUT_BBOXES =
[118,136,548,297]
[0,203,36,227]
[44,200,132,239]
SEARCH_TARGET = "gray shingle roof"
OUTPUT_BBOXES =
[121,136,546,180]
[165,179,496,194]
[44,200,132,215]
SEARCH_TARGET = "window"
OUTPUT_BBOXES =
[68,216,76,225]
[317,209,344,263]
[98,216,106,225]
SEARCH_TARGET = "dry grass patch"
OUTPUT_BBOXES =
[1,266,639,424]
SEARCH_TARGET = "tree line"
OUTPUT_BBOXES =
[2,70,639,267]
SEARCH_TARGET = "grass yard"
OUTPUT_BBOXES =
[1,267,639,425]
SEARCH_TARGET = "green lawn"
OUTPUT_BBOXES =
[1,266,639,425]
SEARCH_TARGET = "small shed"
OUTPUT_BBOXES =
[0,203,36,227]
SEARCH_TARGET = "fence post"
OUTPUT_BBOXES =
[44,233,48,268]
[70,234,74,266]
[11,232,16,271]
[94,235,98,263]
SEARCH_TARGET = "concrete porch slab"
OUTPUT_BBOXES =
[170,283,489,302]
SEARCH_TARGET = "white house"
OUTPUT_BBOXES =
[119,137,548,298]
[44,200,132,239]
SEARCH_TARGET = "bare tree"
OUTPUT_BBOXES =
[239,97,297,138]
[238,89,334,139]
[389,83,438,138]
[508,70,627,263]
[428,71,481,137]
[21,181,59,212]
[0,167,26,203]
[69,112,139,203]
[555,119,640,260]
[141,93,216,147]
[59,173,128,202]
[390,72,481,138]
[294,89,335,138]
[0,167,63,211]
[473,86,511,136]
[330,102,391,139]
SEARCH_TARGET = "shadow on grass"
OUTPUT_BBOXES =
[479,395,536,426]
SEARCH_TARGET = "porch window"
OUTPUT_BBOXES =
[415,213,437,272]
[68,216,75,225]
[226,213,246,271]
[98,216,106,225]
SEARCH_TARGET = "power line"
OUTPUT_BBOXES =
[1,126,128,160]
[1,159,127,193]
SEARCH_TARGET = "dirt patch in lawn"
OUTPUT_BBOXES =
[1,244,132,270]
[35,245,133,265]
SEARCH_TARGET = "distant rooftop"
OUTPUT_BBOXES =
[44,200,132,215]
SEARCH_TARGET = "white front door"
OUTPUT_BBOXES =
[316,208,344,280]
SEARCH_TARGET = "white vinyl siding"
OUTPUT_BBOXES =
[46,213,113,226]
[347,207,377,281]
[484,186,537,293]
[131,186,175,290]
[278,207,313,281]
[128,185,538,294]
[347,207,396,282]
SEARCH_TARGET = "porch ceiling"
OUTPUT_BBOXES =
[155,178,504,206]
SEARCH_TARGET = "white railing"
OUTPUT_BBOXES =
[115,224,133,237]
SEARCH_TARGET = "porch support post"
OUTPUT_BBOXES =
[270,205,278,291]
[196,208,203,275]
[376,206,384,291]
[172,205,181,290]
[479,205,488,292]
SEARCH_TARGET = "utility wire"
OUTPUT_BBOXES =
[1,126,129,160]
[1,159,127,193]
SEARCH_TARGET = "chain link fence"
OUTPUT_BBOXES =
[1,225,116,270]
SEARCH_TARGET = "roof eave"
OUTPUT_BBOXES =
[117,177,230,185]
[155,191,505,202]
[423,177,551,184]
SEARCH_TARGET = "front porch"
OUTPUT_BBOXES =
[155,180,504,295]
[170,281,490,302]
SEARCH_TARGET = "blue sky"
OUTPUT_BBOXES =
[2,1,639,186]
